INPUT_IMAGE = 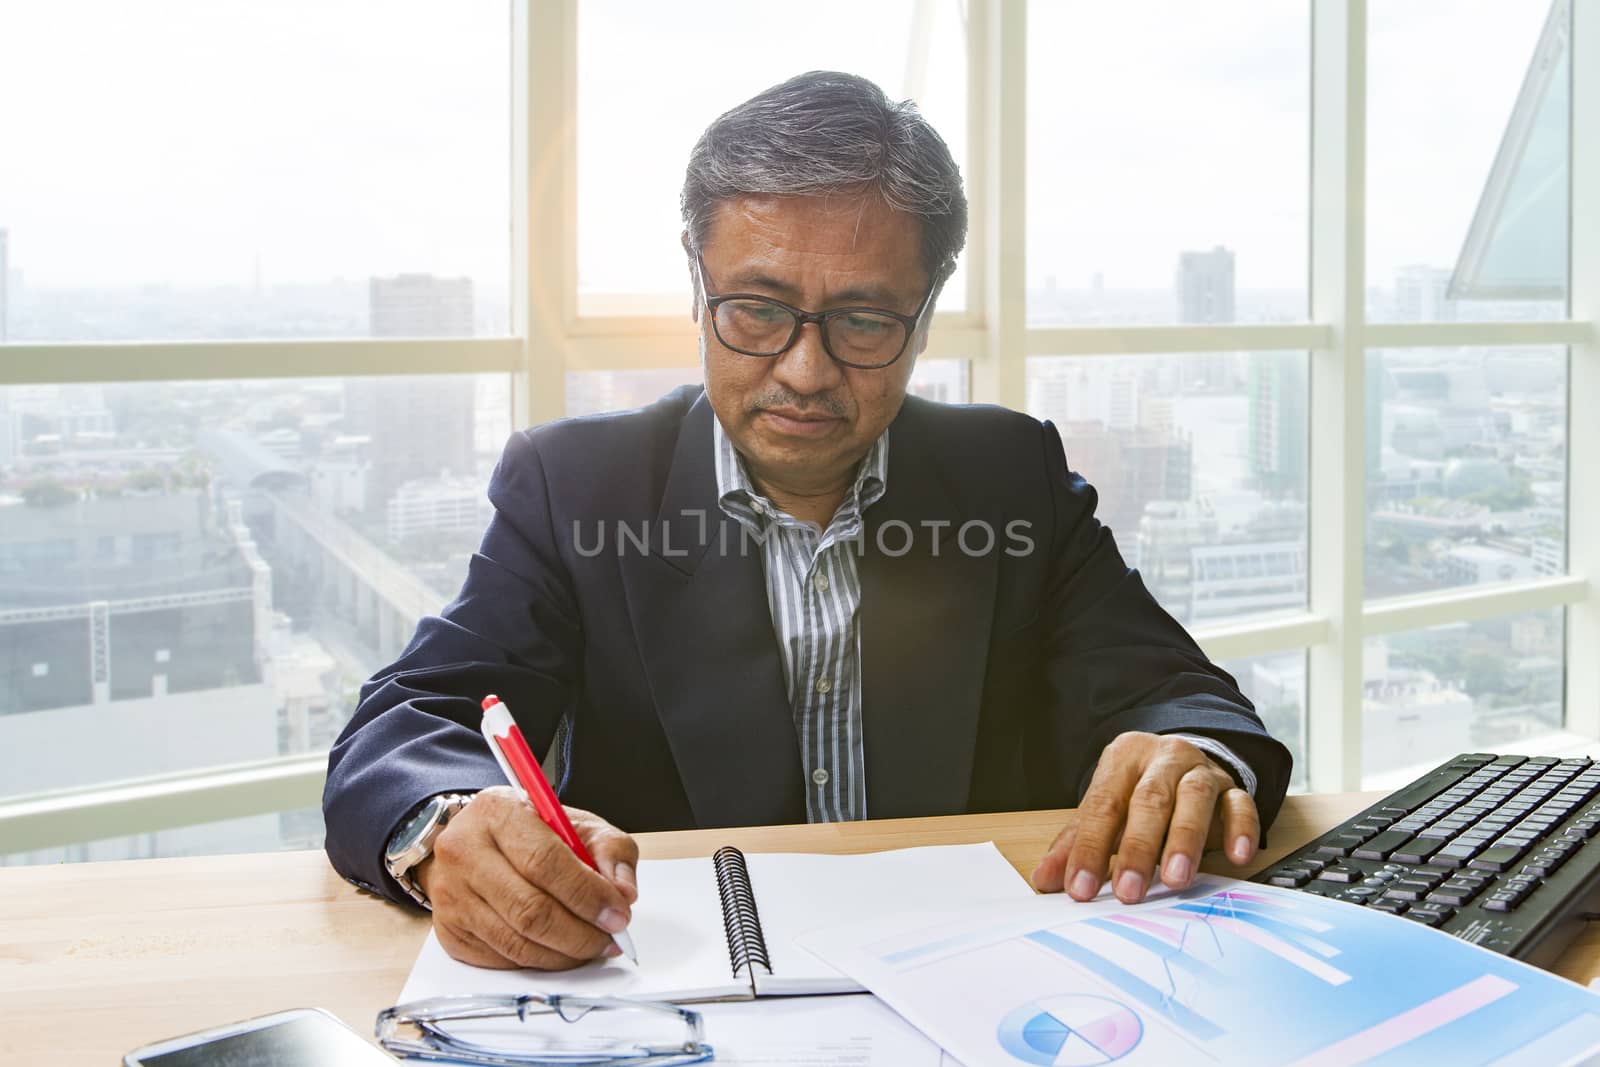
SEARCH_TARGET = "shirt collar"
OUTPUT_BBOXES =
[713,415,889,526]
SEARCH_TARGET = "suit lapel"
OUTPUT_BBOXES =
[619,393,807,828]
[859,400,998,818]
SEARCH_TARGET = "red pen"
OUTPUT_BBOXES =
[480,694,637,963]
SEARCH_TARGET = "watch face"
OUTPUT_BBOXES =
[388,797,444,858]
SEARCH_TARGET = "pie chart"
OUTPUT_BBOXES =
[996,995,1143,1065]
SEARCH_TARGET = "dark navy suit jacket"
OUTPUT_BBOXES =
[323,386,1292,904]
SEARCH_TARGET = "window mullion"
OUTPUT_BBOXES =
[1307,0,1368,791]
[1567,0,1600,738]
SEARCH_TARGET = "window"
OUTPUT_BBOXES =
[0,1,512,342]
[1026,1,1310,325]
[0,376,512,851]
[1365,346,1566,598]
[1367,0,1569,321]
[1221,652,1308,794]
[1363,609,1565,788]
[1026,353,1308,627]
[576,0,970,316]
[1,2,1594,858]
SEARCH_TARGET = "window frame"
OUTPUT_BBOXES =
[1,0,1596,848]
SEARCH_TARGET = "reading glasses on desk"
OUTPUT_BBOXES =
[377,993,713,1066]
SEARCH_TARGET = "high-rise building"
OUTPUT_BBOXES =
[1057,420,1192,547]
[1176,246,1236,324]
[369,273,474,336]
[351,275,478,518]
[1394,265,1456,324]
[1176,246,1239,389]
[1247,355,1308,497]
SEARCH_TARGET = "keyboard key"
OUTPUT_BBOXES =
[1404,909,1447,926]
[1268,869,1312,888]
[1434,842,1486,867]
[1371,898,1409,915]
[1428,885,1479,907]
[1315,865,1361,884]
[1353,830,1415,861]
[1383,883,1432,903]
[1315,834,1367,858]
[1469,844,1531,872]
[1482,892,1521,912]
[1391,838,1446,864]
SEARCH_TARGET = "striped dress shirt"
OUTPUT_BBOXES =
[711,418,1255,824]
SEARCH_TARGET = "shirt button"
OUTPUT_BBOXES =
[812,768,830,786]
[815,677,832,694]
[813,573,830,592]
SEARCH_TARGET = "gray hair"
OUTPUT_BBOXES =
[680,70,967,292]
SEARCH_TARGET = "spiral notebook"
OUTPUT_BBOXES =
[400,841,1032,1004]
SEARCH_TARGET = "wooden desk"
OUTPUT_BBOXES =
[5,792,1600,1064]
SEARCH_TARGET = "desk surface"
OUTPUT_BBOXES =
[6,792,1600,1064]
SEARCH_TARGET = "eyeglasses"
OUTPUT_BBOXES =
[376,993,713,1066]
[694,253,936,370]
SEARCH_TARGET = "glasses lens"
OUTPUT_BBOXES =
[824,311,907,367]
[713,298,795,355]
[426,1003,697,1062]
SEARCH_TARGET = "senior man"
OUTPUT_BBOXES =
[324,70,1292,971]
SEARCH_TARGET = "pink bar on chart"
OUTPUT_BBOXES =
[1286,974,1518,1067]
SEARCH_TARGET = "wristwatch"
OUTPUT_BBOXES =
[384,793,474,909]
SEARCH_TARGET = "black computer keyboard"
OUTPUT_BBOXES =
[1253,752,1600,966]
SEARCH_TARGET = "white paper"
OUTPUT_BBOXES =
[399,842,1032,1005]
[689,995,947,1065]
[799,876,1600,1067]
[741,843,1032,994]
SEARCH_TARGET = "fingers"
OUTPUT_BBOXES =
[1159,766,1226,890]
[1063,740,1147,901]
[437,888,592,971]
[474,846,618,962]
[1109,761,1185,904]
[1043,734,1258,906]
[425,790,636,971]
[571,808,641,905]
[484,800,635,936]
[1218,788,1261,864]
[1029,822,1076,893]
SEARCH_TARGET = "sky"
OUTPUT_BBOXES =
[0,0,1560,295]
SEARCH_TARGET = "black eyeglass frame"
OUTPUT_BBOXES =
[694,253,938,370]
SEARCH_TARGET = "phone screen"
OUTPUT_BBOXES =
[136,1012,393,1066]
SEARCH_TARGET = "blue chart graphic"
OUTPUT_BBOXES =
[997,995,1143,1065]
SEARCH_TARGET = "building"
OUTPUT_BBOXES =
[1176,246,1236,324]
[349,275,479,518]
[1247,355,1307,498]
[0,489,263,714]
[1057,421,1192,548]
[1175,246,1239,389]
[1393,265,1457,324]
[1188,540,1307,623]
[386,475,491,543]
[368,274,474,336]
[1441,543,1540,586]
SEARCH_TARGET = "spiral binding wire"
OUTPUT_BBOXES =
[712,846,773,978]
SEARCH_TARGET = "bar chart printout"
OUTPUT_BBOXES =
[799,876,1600,1067]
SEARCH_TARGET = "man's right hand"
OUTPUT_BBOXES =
[414,786,639,970]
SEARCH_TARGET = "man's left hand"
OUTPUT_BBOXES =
[1030,732,1259,904]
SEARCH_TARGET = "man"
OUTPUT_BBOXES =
[324,71,1292,971]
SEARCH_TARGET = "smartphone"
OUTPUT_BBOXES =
[123,1007,397,1066]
